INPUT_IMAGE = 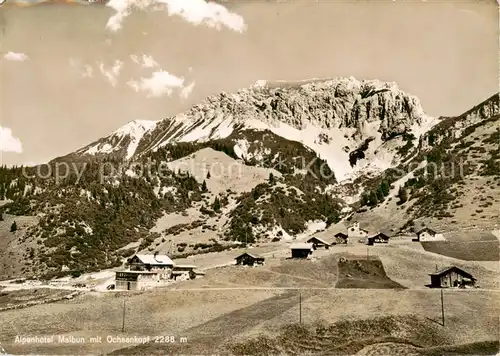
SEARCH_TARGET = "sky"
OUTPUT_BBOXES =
[0,0,498,166]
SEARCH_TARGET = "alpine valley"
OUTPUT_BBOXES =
[0,77,498,279]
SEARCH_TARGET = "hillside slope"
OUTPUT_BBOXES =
[352,93,499,233]
[0,79,497,278]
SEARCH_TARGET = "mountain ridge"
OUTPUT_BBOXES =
[60,76,437,182]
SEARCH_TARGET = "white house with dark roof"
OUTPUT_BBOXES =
[116,253,202,290]
[127,253,174,271]
[415,227,445,241]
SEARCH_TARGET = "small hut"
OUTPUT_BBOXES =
[235,252,265,266]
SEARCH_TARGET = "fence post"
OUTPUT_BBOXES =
[299,289,302,324]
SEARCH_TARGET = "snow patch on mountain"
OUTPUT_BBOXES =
[72,77,439,184]
[233,139,250,159]
[80,119,158,159]
[119,120,159,159]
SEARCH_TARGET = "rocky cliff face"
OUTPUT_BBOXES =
[139,77,430,147]
[420,93,499,150]
[70,77,435,181]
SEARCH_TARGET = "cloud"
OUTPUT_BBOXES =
[82,64,94,78]
[0,127,23,153]
[180,81,195,99]
[98,60,124,86]
[130,54,159,68]
[127,70,186,98]
[106,0,246,33]
[69,58,94,78]
[3,52,29,61]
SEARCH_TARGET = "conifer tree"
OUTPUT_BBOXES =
[212,196,221,212]
[397,186,408,204]
[10,221,17,233]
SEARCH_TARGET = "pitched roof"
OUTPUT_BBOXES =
[334,232,348,238]
[429,266,475,279]
[236,252,264,259]
[290,243,314,250]
[172,264,198,269]
[370,232,390,239]
[417,227,437,235]
[133,254,174,266]
[306,236,331,245]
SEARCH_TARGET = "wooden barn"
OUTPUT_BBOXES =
[290,243,314,258]
[333,232,348,244]
[367,233,390,245]
[306,236,331,249]
[429,266,476,288]
[235,253,265,266]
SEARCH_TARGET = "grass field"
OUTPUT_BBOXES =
[0,288,73,309]
[373,245,499,289]
[0,289,281,355]
[421,241,499,261]
[106,287,499,355]
[169,255,339,289]
[355,340,499,356]
[335,258,406,289]
[1,242,498,355]
[228,315,452,355]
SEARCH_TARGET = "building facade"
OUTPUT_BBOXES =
[290,243,314,258]
[429,266,476,288]
[333,232,348,244]
[367,233,390,245]
[115,271,164,291]
[235,253,265,266]
[115,253,196,290]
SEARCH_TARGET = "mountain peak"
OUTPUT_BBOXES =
[247,76,401,93]
[73,119,158,160]
[70,76,433,181]
[113,119,159,137]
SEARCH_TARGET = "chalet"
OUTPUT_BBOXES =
[126,253,174,272]
[306,236,331,249]
[115,270,164,291]
[367,232,390,245]
[290,243,314,259]
[171,264,199,280]
[235,252,265,266]
[347,222,369,239]
[333,232,348,244]
[415,227,437,241]
[429,266,476,288]
[116,253,202,290]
